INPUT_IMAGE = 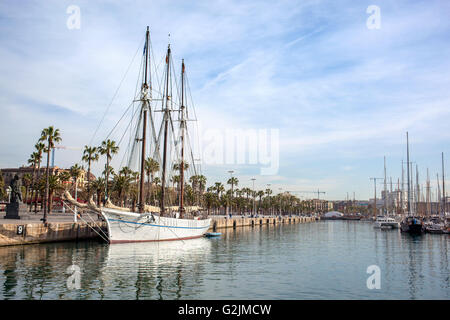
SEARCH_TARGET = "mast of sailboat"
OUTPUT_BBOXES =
[401,160,404,214]
[416,164,419,216]
[138,26,150,213]
[442,152,446,218]
[406,132,411,216]
[383,156,387,215]
[426,168,430,216]
[437,173,441,215]
[160,45,171,216]
[179,59,186,218]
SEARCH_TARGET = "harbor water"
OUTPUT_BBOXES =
[0,220,448,300]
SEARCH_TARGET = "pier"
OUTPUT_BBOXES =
[0,213,318,247]
[209,216,317,231]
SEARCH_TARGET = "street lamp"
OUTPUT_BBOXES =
[279,187,283,216]
[228,170,234,216]
[251,178,256,216]
[267,183,271,216]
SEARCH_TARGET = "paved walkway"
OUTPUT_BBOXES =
[0,210,102,224]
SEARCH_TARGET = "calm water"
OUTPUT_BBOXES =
[0,220,448,300]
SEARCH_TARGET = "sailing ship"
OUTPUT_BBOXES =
[65,27,211,242]
[400,132,425,234]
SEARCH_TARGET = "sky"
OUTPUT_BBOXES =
[0,0,450,200]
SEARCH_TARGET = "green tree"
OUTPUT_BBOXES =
[70,164,83,200]
[91,177,105,206]
[22,173,33,205]
[39,126,61,220]
[82,145,99,195]
[0,170,5,200]
[33,142,46,213]
[99,139,119,202]
[145,157,159,203]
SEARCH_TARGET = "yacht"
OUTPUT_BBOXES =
[374,215,400,229]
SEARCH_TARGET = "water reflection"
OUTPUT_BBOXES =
[101,239,212,300]
[0,222,448,299]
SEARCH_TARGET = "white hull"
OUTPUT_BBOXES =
[374,216,400,229]
[101,208,211,243]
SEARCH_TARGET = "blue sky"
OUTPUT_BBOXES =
[1,0,450,200]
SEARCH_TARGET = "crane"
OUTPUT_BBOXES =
[285,189,326,200]
[51,145,81,167]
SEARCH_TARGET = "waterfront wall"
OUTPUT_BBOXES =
[0,222,107,247]
[209,216,317,231]
[0,216,318,247]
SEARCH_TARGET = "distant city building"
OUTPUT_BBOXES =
[1,166,95,188]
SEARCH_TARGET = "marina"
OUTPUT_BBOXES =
[0,220,448,300]
[0,0,449,303]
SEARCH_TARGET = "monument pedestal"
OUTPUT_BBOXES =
[5,202,20,219]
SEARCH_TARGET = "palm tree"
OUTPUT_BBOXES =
[256,190,265,213]
[214,182,225,196]
[145,157,159,203]
[112,173,132,206]
[58,171,71,190]
[70,164,83,201]
[265,188,273,215]
[47,174,63,213]
[27,152,38,211]
[0,170,6,201]
[22,173,32,205]
[39,126,62,221]
[227,177,238,214]
[82,145,99,195]
[33,142,46,213]
[118,166,132,177]
[203,192,217,216]
[172,161,189,172]
[99,139,119,202]
[90,177,105,206]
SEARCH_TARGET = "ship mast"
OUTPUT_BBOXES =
[442,152,446,218]
[406,132,411,216]
[179,59,186,218]
[138,26,150,213]
[160,45,171,216]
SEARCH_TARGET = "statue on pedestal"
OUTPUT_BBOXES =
[5,174,22,219]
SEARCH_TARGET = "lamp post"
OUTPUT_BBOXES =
[228,170,234,216]
[251,178,256,216]
[267,183,271,216]
[279,187,283,216]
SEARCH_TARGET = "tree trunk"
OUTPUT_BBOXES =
[43,144,51,223]
[87,160,91,196]
[34,162,41,213]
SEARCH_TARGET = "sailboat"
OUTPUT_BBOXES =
[425,153,448,234]
[373,157,400,229]
[400,132,425,234]
[66,27,211,243]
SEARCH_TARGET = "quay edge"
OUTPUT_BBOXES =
[0,222,107,247]
[0,216,319,247]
